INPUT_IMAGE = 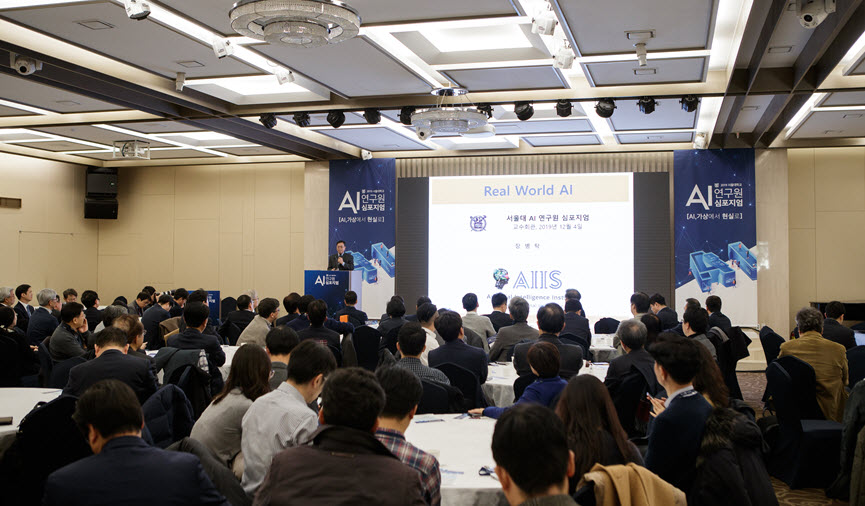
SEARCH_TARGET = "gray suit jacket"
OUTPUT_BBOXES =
[47,323,88,362]
[462,312,495,353]
[489,322,539,362]
[236,315,272,347]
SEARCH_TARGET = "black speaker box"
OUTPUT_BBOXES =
[84,198,118,219]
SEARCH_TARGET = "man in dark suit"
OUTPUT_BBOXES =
[377,297,408,337]
[489,297,538,362]
[485,292,514,332]
[645,334,713,492]
[127,292,149,318]
[649,293,679,331]
[429,310,488,384]
[141,294,172,347]
[81,290,103,335]
[44,379,229,506]
[560,299,591,344]
[298,300,342,351]
[288,295,354,335]
[822,300,856,350]
[705,295,732,333]
[333,290,368,327]
[168,288,188,318]
[514,303,583,379]
[63,327,158,404]
[275,293,301,326]
[405,296,431,322]
[27,288,61,345]
[167,302,226,395]
[13,284,33,334]
[226,294,256,333]
[327,240,354,271]
[604,319,662,398]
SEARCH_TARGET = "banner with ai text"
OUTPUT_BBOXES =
[329,159,396,318]
[674,149,757,326]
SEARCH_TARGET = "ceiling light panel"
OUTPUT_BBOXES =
[421,24,533,53]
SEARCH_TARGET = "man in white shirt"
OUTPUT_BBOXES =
[240,341,336,496]
[416,302,440,365]
[461,293,494,353]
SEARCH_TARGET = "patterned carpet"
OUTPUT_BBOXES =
[736,372,849,506]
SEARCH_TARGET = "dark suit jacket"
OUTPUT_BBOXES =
[287,314,354,335]
[656,307,679,331]
[485,311,514,332]
[429,339,489,384]
[327,253,354,270]
[84,306,103,334]
[226,310,255,334]
[645,388,712,492]
[514,334,583,379]
[169,303,184,318]
[298,326,342,350]
[604,348,662,397]
[141,305,171,346]
[823,318,856,350]
[708,311,732,333]
[334,306,368,327]
[275,313,299,327]
[489,322,538,362]
[14,302,31,333]
[43,436,228,506]
[561,312,592,343]
[63,349,158,404]
[377,316,407,338]
[167,328,226,391]
[27,306,59,345]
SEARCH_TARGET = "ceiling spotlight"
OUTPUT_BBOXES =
[680,95,699,113]
[638,97,658,115]
[293,112,311,127]
[399,106,416,126]
[553,45,575,70]
[123,0,150,20]
[514,101,534,121]
[477,103,493,119]
[555,99,572,117]
[363,108,381,124]
[326,111,346,128]
[595,98,616,118]
[175,72,186,92]
[212,38,234,59]
[275,68,294,85]
[259,113,277,129]
[229,0,361,48]
[531,9,557,36]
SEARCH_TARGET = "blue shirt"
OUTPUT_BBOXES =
[483,376,568,419]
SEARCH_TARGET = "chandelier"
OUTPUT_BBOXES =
[411,88,489,137]
[229,0,361,48]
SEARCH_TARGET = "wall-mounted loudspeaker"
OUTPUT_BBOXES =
[84,198,118,219]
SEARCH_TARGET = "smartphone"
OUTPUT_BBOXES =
[0,416,13,426]
[469,412,483,419]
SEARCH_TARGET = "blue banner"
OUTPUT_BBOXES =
[674,149,757,326]
[329,159,396,316]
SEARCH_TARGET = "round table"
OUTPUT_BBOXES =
[482,362,609,408]
[590,334,621,363]
[405,415,507,506]
[0,388,62,456]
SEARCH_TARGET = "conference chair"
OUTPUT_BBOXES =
[512,373,537,402]
[434,362,486,411]
[848,346,865,387]
[220,297,236,321]
[382,326,400,355]
[560,333,590,360]
[48,356,87,389]
[463,327,486,351]
[166,437,250,506]
[417,380,450,414]
[143,384,195,449]
[759,326,785,365]
[35,341,53,387]
[328,344,343,367]
[766,356,842,489]
[594,318,620,335]
[352,326,382,372]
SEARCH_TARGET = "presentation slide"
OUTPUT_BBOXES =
[428,173,635,324]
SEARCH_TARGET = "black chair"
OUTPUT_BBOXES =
[417,380,450,414]
[48,356,87,389]
[220,297,236,321]
[328,345,343,367]
[560,333,590,360]
[382,326,401,355]
[463,327,486,351]
[513,373,537,402]
[760,326,785,365]
[848,346,865,386]
[217,319,241,346]
[434,362,486,411]
[35,341,53,387]
[766,356,842,489]
[352,326,382,372]
[611,367,651,438]
[594,318,619,335]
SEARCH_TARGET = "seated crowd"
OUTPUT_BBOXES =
[1,281,858,506]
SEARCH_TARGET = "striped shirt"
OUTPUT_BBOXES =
[397,357,451,386]
[376,428,441,505]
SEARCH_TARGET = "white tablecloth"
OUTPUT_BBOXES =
[405,415,507,506]
[481,362,609,408]
[0,388,62,455]
[590,334,621,363]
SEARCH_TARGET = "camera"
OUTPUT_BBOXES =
[797,0,835,29]
[416,127,432,141]
[11,55,42,76]
[123,0,151,20]
[361,149,373,161]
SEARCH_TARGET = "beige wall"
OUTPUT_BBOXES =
[96,162,306,303]
[0,152,98,294]
[756,149,791,337]
[788,147,865,329]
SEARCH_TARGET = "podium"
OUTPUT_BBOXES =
[304,270,363,316]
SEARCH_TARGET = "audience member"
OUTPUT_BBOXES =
[396,322,450,385]
[286,294,353,335]
[605,319,662,399]
[27,288,61,344]
[141,294,172,346]
[167,302,226,395]
[254,367,425,505]
[237,297,280,347]
[48,302,90,362]
[375,366,442,505]
[186,289,221,338]
[113,314,148,361]
[630,292,650,318]
[822,301,856,350]
[416,302,440,363]
[561,298,591,343]
[13,283,33,333]
[43,379,228,506]
[265,326,300,390]
[333,290,368,327]
[228,294,256,334]
[649,293,678,330]
[297,299,341,351]
[645,334,712,492]
[670,298,701,336]
[514,304,582,378]
[641,313,662,348]
[62,288,78,304]
[0,306,39,386]
[705,295,732,333]
[489,297,538,362]
[0,286,16,308]
[779,307,848,422]
[242,289,260,311]
[474,342,566,419]
[406,296,432,322]
[692,342,730,408]
[491,404,577,506]
[484,293,513,332]
[565,288,583,314]
[379,295,404,322]
[95,304,128,333]
[274,293,301,326]
[429,310,488,384]
[63,327,158,404]
[461,293,494,353]
[81,290,103,333]
[127,291,149,318]
[192,345,271,474]
[378,297,408,337]
[169,288,188,318]
[241,341,336,496]
[682,307,716,360]
[556,375,643,494]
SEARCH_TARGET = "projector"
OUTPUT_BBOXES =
[113,140,151,160]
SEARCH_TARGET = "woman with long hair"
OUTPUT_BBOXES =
[555,375,643,493]
[191,344,271,474]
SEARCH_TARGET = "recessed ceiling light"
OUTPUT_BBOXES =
[768,46,793,54]
[741,106,760,112]
[176,61,205,68]
[823,130,842,134]
[76,20,114,30]
[170,131,236,141]
[421,24,533,53]
[633,68,657,76]
[843,114,863,119]
[55,100,81,106]
[645,135,663,140]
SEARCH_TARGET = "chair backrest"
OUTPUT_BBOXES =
[35,341,53,387]
[513,373,537,402]
[463,327,485,350]
[766,356,823,429]
[594,318,620,335]
[48,356,87,389]
[165,360,212,421]
[759,326,785,365]
[417,380,450,414]
[142,384,195,449]
[612,367,651,438]
[220,297,237,320]
[217,319,242,346]
[328,344,343,367]
[560,333,590,360]
[434,362,485,410]
[383,326,401,355]
[848,346,865,387]
[352,326,382,372]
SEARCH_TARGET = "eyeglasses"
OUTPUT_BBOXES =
[478,466,498,480]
